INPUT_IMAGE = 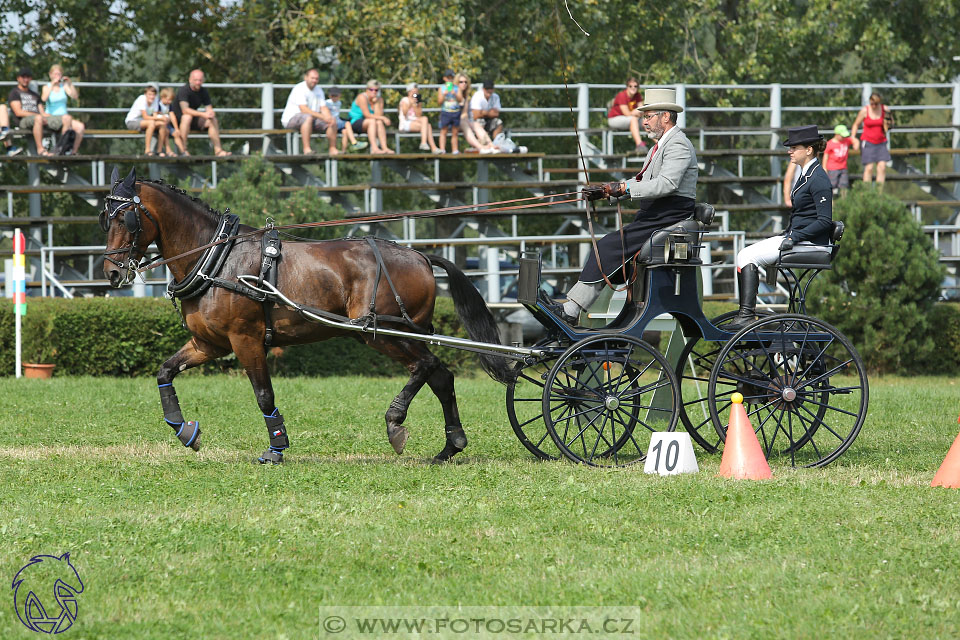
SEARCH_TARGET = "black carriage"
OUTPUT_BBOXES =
[506,203,869,469]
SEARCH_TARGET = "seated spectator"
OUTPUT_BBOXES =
[9,67,57,156]
[457,74,498,154]
[348,79,393,154]
[470,79,503,141]
[157,87,187,156]
[280,68,339,155]
[124,84,171,156]
[437,69,462,154]
[399,82,440,153]
[172,69,231,157]
[607,77,646,154]
[40,64,84,155]
[0,104,23,156]
[324,87,367,152]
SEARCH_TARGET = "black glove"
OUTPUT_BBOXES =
[779,237,794,251]
[582,185,606,201]
[603,181,627,199]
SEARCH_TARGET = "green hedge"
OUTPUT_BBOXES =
[0,296,472,378]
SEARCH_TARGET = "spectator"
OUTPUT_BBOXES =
[280,68,339,155]
[40,64,84,155]
[607,77,646,154]
[470,79,504,142]
[822,124,857,198]
[124,84,171,156]
[172,69,231,157]
[457,74,498,154]
[348,79,393,155]
[9,67,57,156]
[850,92,891,189]
[324,87,367,153]
[0,104,23,156]
[436,68,462,154]
[157,87,188,156]
[399,82,440,153]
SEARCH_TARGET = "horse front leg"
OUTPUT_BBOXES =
[158,338,227,451]
[229,333,287,464]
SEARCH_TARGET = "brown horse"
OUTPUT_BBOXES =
[100,167,512,463]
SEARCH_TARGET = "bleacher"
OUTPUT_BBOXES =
[2,81,960,300]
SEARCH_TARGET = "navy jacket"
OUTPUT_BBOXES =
[786,158,833,245]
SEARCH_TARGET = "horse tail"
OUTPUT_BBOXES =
[427,254,513,384]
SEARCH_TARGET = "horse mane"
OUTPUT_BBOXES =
[139,179,223,223]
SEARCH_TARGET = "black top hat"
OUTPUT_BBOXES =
[783,125,823,147]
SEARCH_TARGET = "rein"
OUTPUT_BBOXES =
[131,189,586,275]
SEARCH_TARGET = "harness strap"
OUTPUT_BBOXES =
[363,237,420,330]
[259,229,282,346]
[167,213,241,300]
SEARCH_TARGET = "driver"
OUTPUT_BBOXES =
[545,87,698,323]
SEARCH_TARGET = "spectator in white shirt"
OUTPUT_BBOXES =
[470,80,503,141]
[280,68,338,155]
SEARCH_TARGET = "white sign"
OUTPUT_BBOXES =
[644,432,699,475]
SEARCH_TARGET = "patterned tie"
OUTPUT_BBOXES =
[635,142,659,180]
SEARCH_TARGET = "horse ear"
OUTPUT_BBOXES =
[110,166,119,184]
[123,167,137,188]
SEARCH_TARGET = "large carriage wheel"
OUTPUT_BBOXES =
[506,342,563,460]
[707,314,868,468]
[676,310,774,453]
[542,335,680,468]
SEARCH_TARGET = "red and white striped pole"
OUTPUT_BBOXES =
[13,228,26,378]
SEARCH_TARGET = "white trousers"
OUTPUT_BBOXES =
[736,235,826,269]
[564,281,604,316]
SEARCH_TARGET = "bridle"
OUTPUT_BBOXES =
[101,181,157,284]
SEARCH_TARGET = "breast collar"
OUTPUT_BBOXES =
[166,213,241,300]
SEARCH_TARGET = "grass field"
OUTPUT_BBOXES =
[2,373,960,639]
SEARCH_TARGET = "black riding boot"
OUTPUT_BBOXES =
[725,264,759,331]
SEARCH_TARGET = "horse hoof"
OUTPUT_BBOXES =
[189,434,201,452]
[256,449,284,465]
[388,426,408,454]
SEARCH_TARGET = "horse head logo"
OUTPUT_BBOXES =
[11,553,84,634]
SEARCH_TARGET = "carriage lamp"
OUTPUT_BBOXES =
[666,233,690,262]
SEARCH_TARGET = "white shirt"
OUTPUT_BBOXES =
[469,89,501,116]
[281,82,326,128]
[125,94,159,124]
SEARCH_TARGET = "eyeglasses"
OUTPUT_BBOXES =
[642,112,662,121]
[366,87,378,92]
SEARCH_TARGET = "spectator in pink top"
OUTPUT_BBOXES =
[822,124,857,197]
[850,92,892,189]
[607,78,646,154]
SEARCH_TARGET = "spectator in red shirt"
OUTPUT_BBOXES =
[822,124,857,198]
[606,78,646,154]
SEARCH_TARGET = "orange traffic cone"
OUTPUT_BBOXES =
[931,414,960,488]
[718,393,772,480]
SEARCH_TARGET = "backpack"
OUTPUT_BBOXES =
[53,129,76,155]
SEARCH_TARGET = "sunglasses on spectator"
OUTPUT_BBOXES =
[458,80,468,84]
[628,84,638,88]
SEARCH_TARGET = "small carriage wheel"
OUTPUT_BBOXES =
[707,314,869,468]
[676,310,774,454]
[542,335,680,468]
[506,342,564,461]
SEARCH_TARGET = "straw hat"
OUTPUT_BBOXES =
[638,88,683,113]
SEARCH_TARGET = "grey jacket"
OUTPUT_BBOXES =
[625,126,698,200]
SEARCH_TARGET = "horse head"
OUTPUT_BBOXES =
[101,166,160,287]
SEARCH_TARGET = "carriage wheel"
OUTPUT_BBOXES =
[542,335,680,468]
[676,310,774,454]
[707,314,868,468]
[506,345,563,460]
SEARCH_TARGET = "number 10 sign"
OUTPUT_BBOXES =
[643,432,699,475]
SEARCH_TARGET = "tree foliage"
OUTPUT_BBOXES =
[194,156,345,240]
[808,184,945,374]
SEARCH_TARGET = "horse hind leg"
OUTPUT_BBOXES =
[362,337,440,455]
[426,362,468,462]
[158,338,228,452]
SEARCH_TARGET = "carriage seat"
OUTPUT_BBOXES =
[635,202,715,265]
[766,221,844,285]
